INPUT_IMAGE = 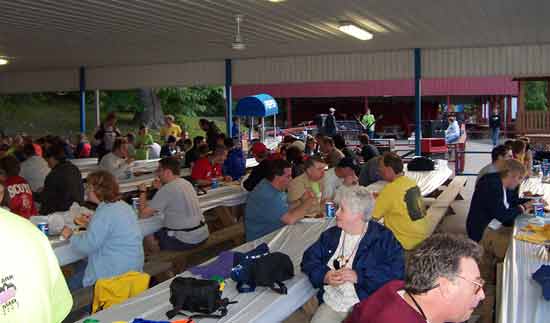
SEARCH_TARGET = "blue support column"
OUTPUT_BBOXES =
[79,66,86,133]
[414,48,422,156]
[225,59,233,136]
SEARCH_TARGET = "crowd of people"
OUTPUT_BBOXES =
[0,107,536,323]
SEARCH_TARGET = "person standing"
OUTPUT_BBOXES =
[93,112,121,160]
[361,108,376,139]
[489,108,501,146]
[159,115,182,142]
[199,118,222,152]
[325,107,338,137]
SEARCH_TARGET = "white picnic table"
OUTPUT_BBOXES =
[77,218,334,323]
[52,184,248,266]
[498,181,550,323]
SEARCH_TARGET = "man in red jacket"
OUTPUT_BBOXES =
[0,155,37,218]
[345,234,484,323]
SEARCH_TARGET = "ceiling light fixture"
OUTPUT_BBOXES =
[0,58,8,65]
[338,22,373,40]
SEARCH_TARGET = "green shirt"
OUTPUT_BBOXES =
[135,134,154,160]
[361,114,376,131]
[0,209,73,323]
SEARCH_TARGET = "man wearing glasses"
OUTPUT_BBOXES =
[345,234,485,323]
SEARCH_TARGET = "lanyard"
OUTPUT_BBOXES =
[406,291,428,322]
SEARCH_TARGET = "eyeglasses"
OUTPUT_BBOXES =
[456,275,485,295]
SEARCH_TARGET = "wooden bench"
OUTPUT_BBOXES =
[149,222,245,274]
[68,260,174,320]
[425,176,468,235]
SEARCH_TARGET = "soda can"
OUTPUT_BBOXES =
[131,197,140,213]
[211,178,219,189]
[533,203,545,218]
[37,222,49,236]
[325,202,336,218]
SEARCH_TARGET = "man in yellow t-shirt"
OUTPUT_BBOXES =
[372,152,429,250]
[287,155,327,217]
[0,209,73,323]
[159,115,182,142]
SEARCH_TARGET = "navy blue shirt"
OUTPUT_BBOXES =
[245,179,289,241]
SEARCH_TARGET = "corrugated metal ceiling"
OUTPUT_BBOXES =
[0,0,549,72]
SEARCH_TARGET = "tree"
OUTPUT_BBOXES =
[134,89,164,129]
[156,86,225,117]
[525,81,548,111]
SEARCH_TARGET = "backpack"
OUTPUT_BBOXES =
[407,156,435,171]
[166,277,235,320]
[231,243,294,294]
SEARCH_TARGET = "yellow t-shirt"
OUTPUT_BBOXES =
[0,209,73,323]
[160,124,182,140]
[287,173,324,217]
[372,176,429,250]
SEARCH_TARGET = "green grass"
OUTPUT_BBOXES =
[0,97,228,140]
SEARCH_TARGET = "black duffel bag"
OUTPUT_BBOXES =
[166,277,235,319]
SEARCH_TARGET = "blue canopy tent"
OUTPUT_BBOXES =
[235,93,279,142]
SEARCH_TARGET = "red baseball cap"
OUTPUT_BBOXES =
[251,142,268,156]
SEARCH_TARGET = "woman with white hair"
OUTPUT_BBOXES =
[301,186,405,323]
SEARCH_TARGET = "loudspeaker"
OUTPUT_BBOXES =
[422,120,445,138]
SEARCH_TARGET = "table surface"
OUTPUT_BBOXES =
[77,218,334,323]
[498,180,550,323]
[499,216,550,323]
[52,184,247,266]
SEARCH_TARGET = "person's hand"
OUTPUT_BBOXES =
[343,173,358,186]
[338,268,358,284]
[223,176,233,182]
[138,183,148,192]
[126,157,135,164]
[324,270,344,286]
[302,191,317,208]
[152,178,162,190]
[74,214,91,227]
[61,226,73,240]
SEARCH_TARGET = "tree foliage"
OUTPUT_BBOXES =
[525,81,548,111]
[156,86,225,117]
[101,90,144,113]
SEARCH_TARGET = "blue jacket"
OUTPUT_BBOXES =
[301,221,405,303]
[223,148,246,180]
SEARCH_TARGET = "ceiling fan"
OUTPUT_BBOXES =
[207,14,247,50]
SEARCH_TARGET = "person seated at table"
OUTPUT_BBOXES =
[243,142,272,191]
[320,136,344,168]
[75,133,91,158]
[445,115,460,144]
[139,157,209,251]
[160,135,180,158]
[333,134,358,162]
[126,132,137,158]
[345,233,485,323]
[1,208,73,323]
[222,138,245,181]
[245,159,316,241]
[510,139,526,163]
[0,155,37,218]
[466,160,531,287]
[135,124,154,160]
[160,114,182,143]
[191,144,230,186]
[358,155,383,187]
[20,143,50,192]
[61,170,144,291]
[184,136,206,168]
[99,137,134,179]
[288,154,327,217]
[518,136,533,174]
[302,186,405,323]
[304,135,318,157]
[476,144,512,185]
[177,138,192,155]
[286,145,306,178]
[372,152,429,251]
[38,143,84,214]
[322,157,359,201]
[358,133,379,163]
